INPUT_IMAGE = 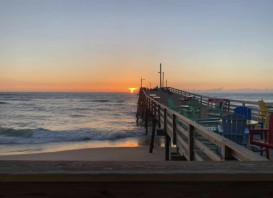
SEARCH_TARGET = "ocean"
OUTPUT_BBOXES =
[197,92,273,103]
[0,91,273,155]
[0,92,144,155]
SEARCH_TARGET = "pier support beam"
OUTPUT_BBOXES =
[145,108,148,135]
[149,118,157,153]
[157,104,161,129]
[172,114,177,145]
[164,109,170,160]
[136,110,139,125]
[165,134,170,161]
[188,125,194,161]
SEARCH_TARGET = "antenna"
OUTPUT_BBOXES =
[162,72,164,88]
[158,63,162,88]
[141,77,145,88]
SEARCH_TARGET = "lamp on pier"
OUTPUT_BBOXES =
[141,77,145,88]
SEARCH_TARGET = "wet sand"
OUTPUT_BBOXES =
[0,146,165,161]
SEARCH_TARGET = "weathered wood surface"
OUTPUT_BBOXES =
[142,89,268,161]
[1,181,273,198]
[1,161,273,182]
[1,161,273,197]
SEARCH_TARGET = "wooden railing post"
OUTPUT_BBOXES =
[221,145,233,160]
[154,102,157,118]
[172,114,177,145]
[164,109,170,161]
[158,104,161,129]
[228,100,231,112]
[151,100,154,116]
[188,125,194,161]
[145,108,148,135]
[153,101,155,117]
[149,118,157,153]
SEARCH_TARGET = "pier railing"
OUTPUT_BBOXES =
[167,87,273,119]
[140,88,267,161]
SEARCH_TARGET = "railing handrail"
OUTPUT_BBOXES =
[141,88,267,161]
[166,87,273,106]
[165,87,273,120]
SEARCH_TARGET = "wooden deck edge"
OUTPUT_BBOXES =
[1,173,273,182]
[1,161,273,182]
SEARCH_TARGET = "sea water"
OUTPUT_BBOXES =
[0,92,144,155]
[1,91,273,155]
[198,92,273,103]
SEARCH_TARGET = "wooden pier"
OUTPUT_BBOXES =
[1,87,273,197]
[137,87,272,161]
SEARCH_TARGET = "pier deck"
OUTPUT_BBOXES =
[137,87,273,161]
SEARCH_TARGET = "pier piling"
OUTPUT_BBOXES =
[149,118,157,153]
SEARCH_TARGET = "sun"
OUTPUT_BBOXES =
[129,88,137,93]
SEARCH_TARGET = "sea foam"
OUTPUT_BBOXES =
[0,127,144,144]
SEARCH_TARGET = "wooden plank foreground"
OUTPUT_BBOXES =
[1,161,273,198]
[1,161,273,182]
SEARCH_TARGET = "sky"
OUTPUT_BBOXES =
[1,0,273,92]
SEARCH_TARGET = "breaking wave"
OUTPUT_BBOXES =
[0,127,144,144]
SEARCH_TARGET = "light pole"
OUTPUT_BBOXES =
[162,72,164,88]
[141,77,145,88]
[158,63,162,89]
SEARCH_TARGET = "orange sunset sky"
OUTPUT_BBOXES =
[1,0,273,92]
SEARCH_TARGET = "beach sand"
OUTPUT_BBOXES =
[0,146,166,161]
[0,136,168,161]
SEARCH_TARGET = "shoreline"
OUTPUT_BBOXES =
[0,136,166,161]
[0,146,166,161]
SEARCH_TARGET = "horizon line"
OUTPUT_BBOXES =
[0,91,133,93]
